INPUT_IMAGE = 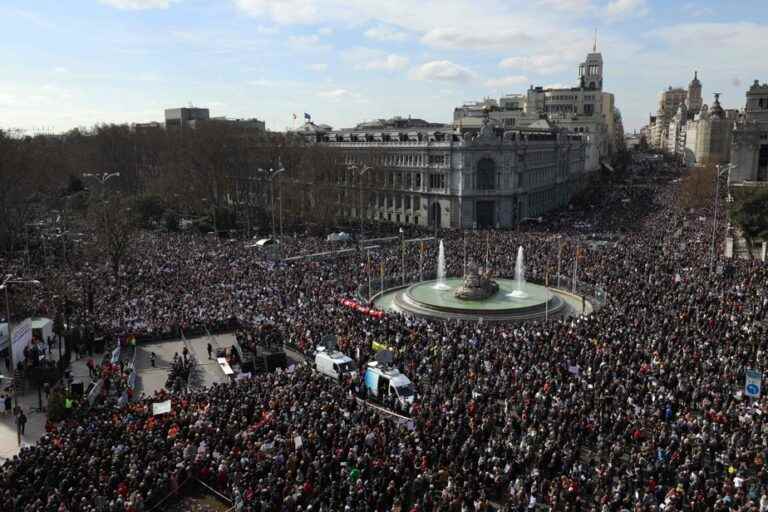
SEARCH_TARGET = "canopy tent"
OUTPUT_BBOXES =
[246,238,277,248]
[31,317,53,342]
[326,232,352,242]
[0,323,8,352]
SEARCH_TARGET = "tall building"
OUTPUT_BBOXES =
[687,71,703,115]
[649,72,705,152]
[731,80,768,183]
[579,50,604,90]
[164,107,210,129]
[296,114,588,229]
[684,94,735,166]
[454,48,619,172]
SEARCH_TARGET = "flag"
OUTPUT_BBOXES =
[292,113,297,120]
[304,112,311,120]
[380,262,384,279]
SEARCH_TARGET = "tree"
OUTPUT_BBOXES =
[130,193,166,228]
[680,164,716,210]
[729,188,768,256]
[91,194,136,281]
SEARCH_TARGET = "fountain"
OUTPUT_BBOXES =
[433,240,451,290]
[507,246,528,299]
[374,242,567,322]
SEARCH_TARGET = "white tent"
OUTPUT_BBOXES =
[0,323,8,352]
[326,232,352,242]
[31,317,53,342]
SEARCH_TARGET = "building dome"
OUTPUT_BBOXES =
[710,93,725,119]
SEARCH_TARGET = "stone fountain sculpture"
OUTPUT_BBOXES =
[454,262,499,301]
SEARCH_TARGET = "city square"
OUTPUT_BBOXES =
[2,1,768,511]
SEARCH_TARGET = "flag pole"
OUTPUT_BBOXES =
[545,271,549,322]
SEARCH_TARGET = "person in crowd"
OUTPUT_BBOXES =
[2,158,767,511]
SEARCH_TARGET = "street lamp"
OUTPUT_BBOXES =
[710,163,735,274]
[399,227,405,286]
[1,275,41,411]
[81,171,121,185]
[258,166,286,240]
[348,165,373,247]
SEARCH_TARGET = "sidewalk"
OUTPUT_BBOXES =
[0,347,92,461]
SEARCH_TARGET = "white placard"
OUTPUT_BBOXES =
[294,436,303,449]
[745,370,762,398]
[152,400,172,415]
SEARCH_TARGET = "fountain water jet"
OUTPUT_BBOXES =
[507,246,528,299]
[433,240,451,290]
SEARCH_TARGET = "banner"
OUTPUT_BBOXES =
[153,400,172,415]
[724,238,733,259]
[111,346,121,364]
[11,319,32,368]
[762,241,767,262]
[745,369,762,398]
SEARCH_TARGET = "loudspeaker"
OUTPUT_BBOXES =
[71,381,84,397]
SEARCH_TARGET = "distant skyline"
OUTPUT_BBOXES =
[2,0,768,134]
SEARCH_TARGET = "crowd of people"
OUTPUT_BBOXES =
[2,156,768,511]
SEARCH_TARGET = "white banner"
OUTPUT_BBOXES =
[152,400,172,415]
[724,238,733,259]
[762,241,767,262]
[745,370,762,398]
[11,319,32,368]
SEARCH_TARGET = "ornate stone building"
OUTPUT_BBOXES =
[296,115,588,229]
[684,94,736,166]
[452,49,620,174]
[731,80,768,184]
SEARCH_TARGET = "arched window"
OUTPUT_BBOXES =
[477,158,496,190]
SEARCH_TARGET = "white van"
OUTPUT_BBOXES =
[314,347,354,381]
[363,362,415,408]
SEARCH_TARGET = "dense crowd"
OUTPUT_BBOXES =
[3,156,768,511]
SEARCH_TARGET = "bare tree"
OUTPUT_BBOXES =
[91,194,135,281]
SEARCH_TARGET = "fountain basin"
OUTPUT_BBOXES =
[378,278,566,322]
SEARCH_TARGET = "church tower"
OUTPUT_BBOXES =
[579,32,603,90]
[687,70,703,115]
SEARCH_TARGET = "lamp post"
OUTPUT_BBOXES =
[349,165,373,247]
[2,275,41,413]
[258,166,286,240]
[710,163,735,274]
[399,227,405,286]
[81,171,121,199]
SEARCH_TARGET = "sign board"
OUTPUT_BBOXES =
[294,436,303,449]
[111,346,121,364]
[762,241,767,262]
[745,369,762,398]
[11,319,32,368]
[724,238,733,259]
[152,400,172,415]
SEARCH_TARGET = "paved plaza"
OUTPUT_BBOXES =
[0,333,238,461]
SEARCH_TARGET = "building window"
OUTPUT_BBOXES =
[476,158,496,190]
[429,154,446,165]
[415,173,422,188]
[429,173,445,190]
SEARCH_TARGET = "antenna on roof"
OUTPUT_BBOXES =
[593,28,598,52]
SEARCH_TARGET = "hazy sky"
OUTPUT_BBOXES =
[2,0,767,134]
